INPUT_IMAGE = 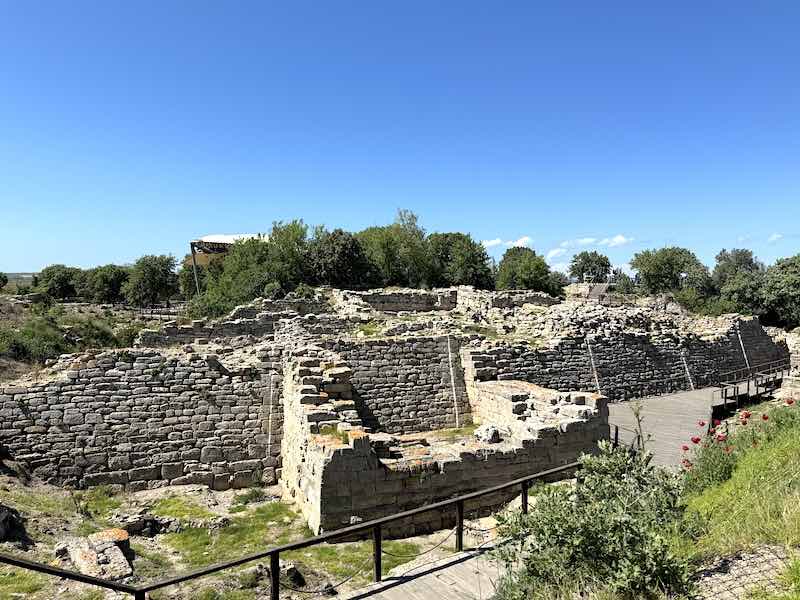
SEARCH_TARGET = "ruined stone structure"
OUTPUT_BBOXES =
[0,285,790,535]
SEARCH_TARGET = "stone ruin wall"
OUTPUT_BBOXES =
[331,288,457,314]
[462,316,788,400]
[455,286,560,313]
[280,347,608,536]
[323,336,471,434]
[0,348,285,491]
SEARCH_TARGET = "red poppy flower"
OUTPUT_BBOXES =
[681,445,689,452]
[716,433,727,442]
[698,420,706,427]
[762,414,769,421]
[691,436,701,444]
[713,419,721,426]
[787,399,795,406]
[742,411,752,418]
[709,427,717,435]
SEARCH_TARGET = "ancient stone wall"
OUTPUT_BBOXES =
[324,336,471,434]
[135,312,293,347]
[331,288,457,314]
[284,379,608,536]
[462,316,788,400]
[456,286,560,313]
[0,348,285,491]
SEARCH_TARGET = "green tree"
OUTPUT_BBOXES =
[179,256,224,300]
[720,270,766,316]
[763,255,800,328]
[0,272,7,291]
[630,247,712,295]
[122,255,178,307]
[427,232,494,289]
[77,265,130,303]
[356,210,431,287]
[712,248,764,288]
[568,251,612,283]
[306,227,373,288]
[262,220,309,290]
[496,247,558,294]
[611,268,636,294]
[37,264,82,299]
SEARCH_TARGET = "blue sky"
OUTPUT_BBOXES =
[1,1,799,273]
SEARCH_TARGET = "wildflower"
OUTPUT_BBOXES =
[724,446,733,454]
[698,420,706,427]
[716,433,727,442]
[742,411,752,418]
[787,399,795,406]
[713,419,721,426]
[709,427,717,435]
[691,436,701,444]
[762,414,769,421]
[681,445,689,452]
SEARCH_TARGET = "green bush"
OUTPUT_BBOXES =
[262,281,285,300]
[494,442,690,599]
[0,318,70,362]
[292,282,315,299]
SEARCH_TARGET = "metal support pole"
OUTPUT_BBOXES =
[270,552,280,600]
[373,525,382,582]
[135,591,146,600]
[521,481,529,514]
[190,242,201,297]
[614,425,619,448]
[456,501,464,552]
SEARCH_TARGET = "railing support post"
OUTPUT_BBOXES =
[270,552,280,600]
[373,524,382,583]
[613,425,619,448]
[135,591,146,600]
[521,481,529,514]
[456,500,464,552]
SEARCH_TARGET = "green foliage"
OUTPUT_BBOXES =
[122,255,178,307]
[569,251,611,283]
[0,316,70,362]
[713,248,764,288]
[427,232,494,289]
[630,247,711,296]
[38,264,82,299]
[231,487,269,508]
[306,227,373,288]
[496,247,559,294]
[72,485,122,521]
[763,255,800,328]
[292,282,315,299]
[76,264,130,303]
[0,567,46,599]
[494,442,689,599]
[262,281,285,300]
[356,210,430,287]
[0,272,7,290]
[164,502,302,567]
[611,268,636,294]
[152,495,215,522]
[683,409,800,558]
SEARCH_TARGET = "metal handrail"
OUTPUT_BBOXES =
[0,460,582,600]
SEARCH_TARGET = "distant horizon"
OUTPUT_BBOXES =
[2,3,798,272]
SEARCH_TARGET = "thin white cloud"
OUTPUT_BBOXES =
[737,234,753,243]
[551,262,570,274]
[559,237,597,248]
[506,236,532,248]
[482,236,533,250]
[599,234,634,247]
[546,247,567,261]
[768,232,783,243]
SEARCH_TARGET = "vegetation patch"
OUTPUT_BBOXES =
[164,502,302,567]
[0,567,46,600]
[152,495,216,522]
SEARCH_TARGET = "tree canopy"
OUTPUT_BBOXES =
[427,232,494,289]
[496,247,561,295]
[122,255,178,307]
[630,247,711,295]
[569,251,612,283]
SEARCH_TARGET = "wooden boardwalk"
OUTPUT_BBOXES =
[342,544,503,600]
[608,387,717,467]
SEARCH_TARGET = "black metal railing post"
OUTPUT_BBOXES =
[270,552,280,600]
[455,500,464,552]
[135,591,146,600]
[373,525,382,582]
[521,481,529,514]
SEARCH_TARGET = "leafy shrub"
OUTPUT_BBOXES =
[0,318,70,362]
[494,442,690,599]
[262,281,285,300]
[683,401,800,495]
[292,283,315,299]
